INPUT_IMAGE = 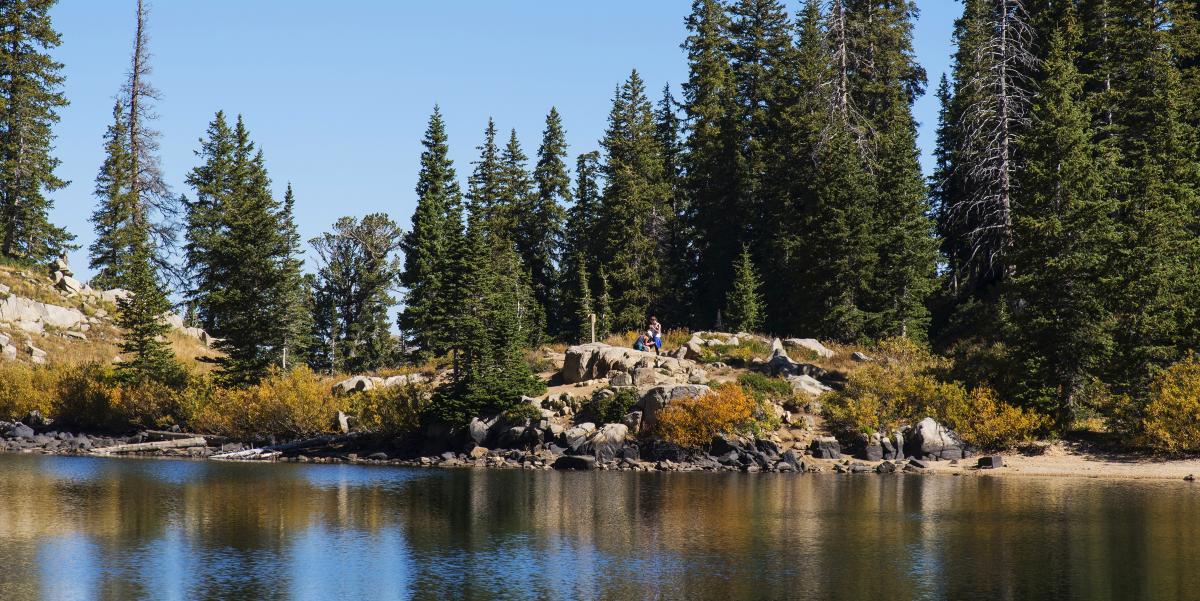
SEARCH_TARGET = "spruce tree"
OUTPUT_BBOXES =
[654,84,693,325]
[683,0,746,326]
[1103,0,1200,397]
[115,234,180,385]
[185,115,308,385]
[399,107,462,359]
[595,266,613,342]
[432,216,544,425]
[277,184,312,369]
[725,245,764,333]
[845,0,937,339]
[466,119,506,238]
[528,108,570,334]
[1010,9,1118,426]
[0,0,74,263]
[561,150,601,290]
[596,70,670,331]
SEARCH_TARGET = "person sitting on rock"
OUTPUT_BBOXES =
[634,331,658,354]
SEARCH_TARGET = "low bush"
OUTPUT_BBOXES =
[500,402,544,423]
[822,339,1049,451]
[737,372,794,404]
[191,366,343,439]
[654,384,756,449]
[350,383,429,434]
[0,362,59,420]
[579,388,638,425]
[1141,356,1200,454]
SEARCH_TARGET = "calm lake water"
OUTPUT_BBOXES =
[1,454,1198,601]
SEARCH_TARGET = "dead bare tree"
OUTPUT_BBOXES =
[949,0,1036,284]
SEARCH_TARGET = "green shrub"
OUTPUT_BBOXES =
[501,402,544,423]
[580,388,638,424]
[737,372,794,403]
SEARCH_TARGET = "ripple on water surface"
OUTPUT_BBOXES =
[0,454,1197,600]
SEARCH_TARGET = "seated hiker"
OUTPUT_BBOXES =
[634,331,657,354]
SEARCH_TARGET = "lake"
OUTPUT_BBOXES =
[0,454,1197,600]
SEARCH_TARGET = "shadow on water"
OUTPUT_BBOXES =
[1,454,1198,600]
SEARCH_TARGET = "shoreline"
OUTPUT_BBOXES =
[4,432,1199,483]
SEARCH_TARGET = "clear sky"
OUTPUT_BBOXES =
[46,1,959,280]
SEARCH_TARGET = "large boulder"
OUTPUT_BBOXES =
[905,417,967,460]
[639,384,710,434]
[787,374,831,397]
[582,423,629,461]
[784,338,834,359]
[467,417,496,446]
[561,343,693,384]
[564,423,597,453]
[332,376,376,395]
[809,436,842,460]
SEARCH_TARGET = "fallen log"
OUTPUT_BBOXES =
[144,429,205,440]
[91,436,207,455]
[208,433,357,461]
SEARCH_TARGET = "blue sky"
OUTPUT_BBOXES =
[47,1,958,280]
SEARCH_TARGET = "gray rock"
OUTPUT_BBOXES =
[780,449,806,472]
[862,442,884,461]
[608,371,633,387]
[582,423,629,461]
[905,417,966,461]
[467,417,494,446]
[621,411,642,432]
[851,351,873,362]
[809,436,842,460]
[876,461,897,474]
[7,422,34,439]
[978,455,1004,469]
[564,423,597,453]
[631,367,659,386]
[553,455,596,470]
[710,434,745,456]
[783,338,834,358]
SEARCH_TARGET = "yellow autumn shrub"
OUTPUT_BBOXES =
[192,366,344,439]
[654,384,756,449]
[349,382,428,434]
[0,362,59,420]
[1141,356,1200,453]
[942,386,1049,450]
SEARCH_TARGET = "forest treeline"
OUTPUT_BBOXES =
[2,0,1200,435]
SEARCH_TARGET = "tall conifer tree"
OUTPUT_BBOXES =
[399,107,462,359]
[0,0,74,263]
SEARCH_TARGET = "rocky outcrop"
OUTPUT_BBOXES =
[332,373,429,395]
[787,374,831,397]
[561,343,696,384]
[767,340,827,379]
[904,417,968,460]
[784,338,834,359]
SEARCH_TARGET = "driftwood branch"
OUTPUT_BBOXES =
[91,436,207,455]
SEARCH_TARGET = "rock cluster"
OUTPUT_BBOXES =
[561,343,699,385]
[332,373,429,395]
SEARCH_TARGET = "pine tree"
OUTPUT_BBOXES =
[185,115,307,384]
[528,107,570,335]
[399,107,462,359]
[0,0,74,263]
[564,255,594,343]
[682,0,745,327]
[845,0,937,339]
[432,216,544,425]
[561,150,601,288]
[466,119,506,238]
[89,0,176,289]
[115,234,180,385]
[725,244,764,333]
[1010,9,1119,425]
[596,70,670,331]
[310,214,402,374]
[278,184,312,369]
[595,266,612,342]
[654,84,693,325]
[1102,0,1200,397]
